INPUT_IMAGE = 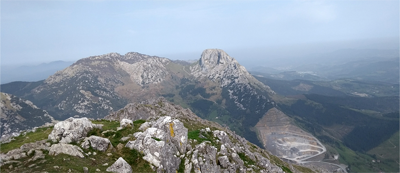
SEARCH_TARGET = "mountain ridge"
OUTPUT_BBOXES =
[0,92,55,141]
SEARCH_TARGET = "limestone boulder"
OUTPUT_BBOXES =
[106,157,132,173]
[120,119,133,128]
[49,143,85,158]
[48,117,102,143]
[81,135,113,152]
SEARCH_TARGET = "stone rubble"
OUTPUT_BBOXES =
[0,139,50,166]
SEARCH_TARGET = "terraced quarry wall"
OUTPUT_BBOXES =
[255,108,349,172]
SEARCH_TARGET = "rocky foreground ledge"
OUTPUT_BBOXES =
[0,98,313,173]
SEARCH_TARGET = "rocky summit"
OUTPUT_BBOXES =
[0,98,314,173]
[190,49,274,93]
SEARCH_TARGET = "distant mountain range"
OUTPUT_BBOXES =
[1,61,74,84]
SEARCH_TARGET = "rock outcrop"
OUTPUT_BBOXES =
[106,157,132,173]
[0,139,50,166]
[125,116,187,172]
[49,143,85,158]
[106,98,289,173]
[48,117,102,143]
[120,119,133,128]
[81,135,113,152]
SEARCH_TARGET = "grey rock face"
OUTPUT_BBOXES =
[81,135,112,152]
[218,156,230,169]
[48,117,101,143]
[106,157,132,173]
[49,143,85,158]
[126,116,186,172]
[193,142,220,173]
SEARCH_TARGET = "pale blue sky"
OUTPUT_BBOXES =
[1,0,399,65]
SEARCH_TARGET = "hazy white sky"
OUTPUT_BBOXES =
[1,0,399,65]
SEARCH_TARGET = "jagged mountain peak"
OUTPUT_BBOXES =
[191,49,250,86]
[199,49,235,68]
[191,49,275,94]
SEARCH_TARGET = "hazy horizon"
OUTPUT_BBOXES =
[2,0,398,67]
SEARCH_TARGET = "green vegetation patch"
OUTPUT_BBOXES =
[238,152,256,166]
[281,165,293,173]
[267,153,294,173]
[87,128,102,137]
[92,120,119,131]
[91,119,147,146]
[188,130,215,145]
[1,126,53,154]
[292,165,314,173]
[133,119,146,126]
[151,137,161,141]
[178,158,185,172]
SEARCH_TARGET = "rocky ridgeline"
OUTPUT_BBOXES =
[27,51,174,120]
[0,98,308,173]
[44,52,170,86]
[0,92,55,142]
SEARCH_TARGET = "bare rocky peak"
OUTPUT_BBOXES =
[191,49,249,85]
[198,49,236,71]
[191,49,274,93]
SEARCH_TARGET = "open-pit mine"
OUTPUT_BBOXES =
[256,108,347,173]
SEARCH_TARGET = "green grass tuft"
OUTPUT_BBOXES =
[151,137,161,141]
[0,126,53,154]
[238,152,256,166]
[178,158,185,172]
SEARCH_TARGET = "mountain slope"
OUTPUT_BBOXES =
[0,92,55,141]
[1,52,190,120]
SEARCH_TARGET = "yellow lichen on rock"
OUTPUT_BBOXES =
[169,122,175,137]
